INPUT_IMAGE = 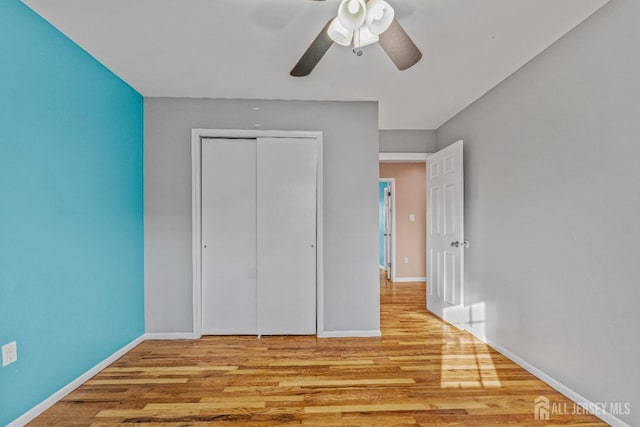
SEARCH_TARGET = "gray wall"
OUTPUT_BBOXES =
[145,98,380,334]
[437,0,639,424]
[379,129,437,153]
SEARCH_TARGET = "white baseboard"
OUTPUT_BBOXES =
[379,265,387,270]
[470,333,630,427]
[392,277,426,283]
[144,332,198,340]
[318,330,381,338]
[9,335,145,427]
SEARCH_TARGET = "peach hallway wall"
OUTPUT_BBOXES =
[379,162,426,279]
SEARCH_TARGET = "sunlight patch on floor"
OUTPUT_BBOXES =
[440,327,502,389]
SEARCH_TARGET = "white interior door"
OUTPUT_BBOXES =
[383,184,393,280]
[257,138,317,335]
[426,141,465,321]
[201,139,257,334]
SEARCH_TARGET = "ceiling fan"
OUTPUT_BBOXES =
[291,0,422,77]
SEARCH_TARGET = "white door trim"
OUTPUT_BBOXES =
[379,152,432,162]
[191,129,324,338]
[378,178,397,281]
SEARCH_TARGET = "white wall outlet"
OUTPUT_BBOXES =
[409,214,415,222]
[2,341,18,367]
[404,257,409,264]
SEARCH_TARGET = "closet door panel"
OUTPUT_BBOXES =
[201,138,257,334]
[257,138,317,335]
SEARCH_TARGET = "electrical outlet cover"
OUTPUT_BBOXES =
[2,341,17,367]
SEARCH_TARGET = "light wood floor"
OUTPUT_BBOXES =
[31,276,606,426]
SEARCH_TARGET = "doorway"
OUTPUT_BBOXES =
[379,155,429,283]
[378,144,466,326]
[379,178,395,280]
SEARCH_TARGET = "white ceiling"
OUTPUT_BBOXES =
[23,0,608,129]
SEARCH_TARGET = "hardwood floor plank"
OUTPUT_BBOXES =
[200,395,306,403]
[86,378,189,385]
[303,402,428,414]
[104,366,238,372]
[144,402,267,410]
[269,359,375,367]
[279,378,416,387]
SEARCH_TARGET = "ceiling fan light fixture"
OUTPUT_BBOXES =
[337,0,367,31]
[365,0,394,35]
[327,17,354,46]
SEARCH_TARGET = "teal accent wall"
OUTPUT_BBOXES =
[379,182,387,267]
[0,1,144,424]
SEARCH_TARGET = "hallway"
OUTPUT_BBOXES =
[31,279,606,425]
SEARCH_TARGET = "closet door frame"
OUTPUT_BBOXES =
[191,129,324,338]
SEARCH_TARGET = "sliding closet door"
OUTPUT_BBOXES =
[257,138,317,335]
[201,139,257,334]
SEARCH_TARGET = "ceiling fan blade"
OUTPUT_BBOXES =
[290,19,334,77]
[378,19,422,71]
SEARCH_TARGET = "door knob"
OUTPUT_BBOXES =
[451,241,470,248]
